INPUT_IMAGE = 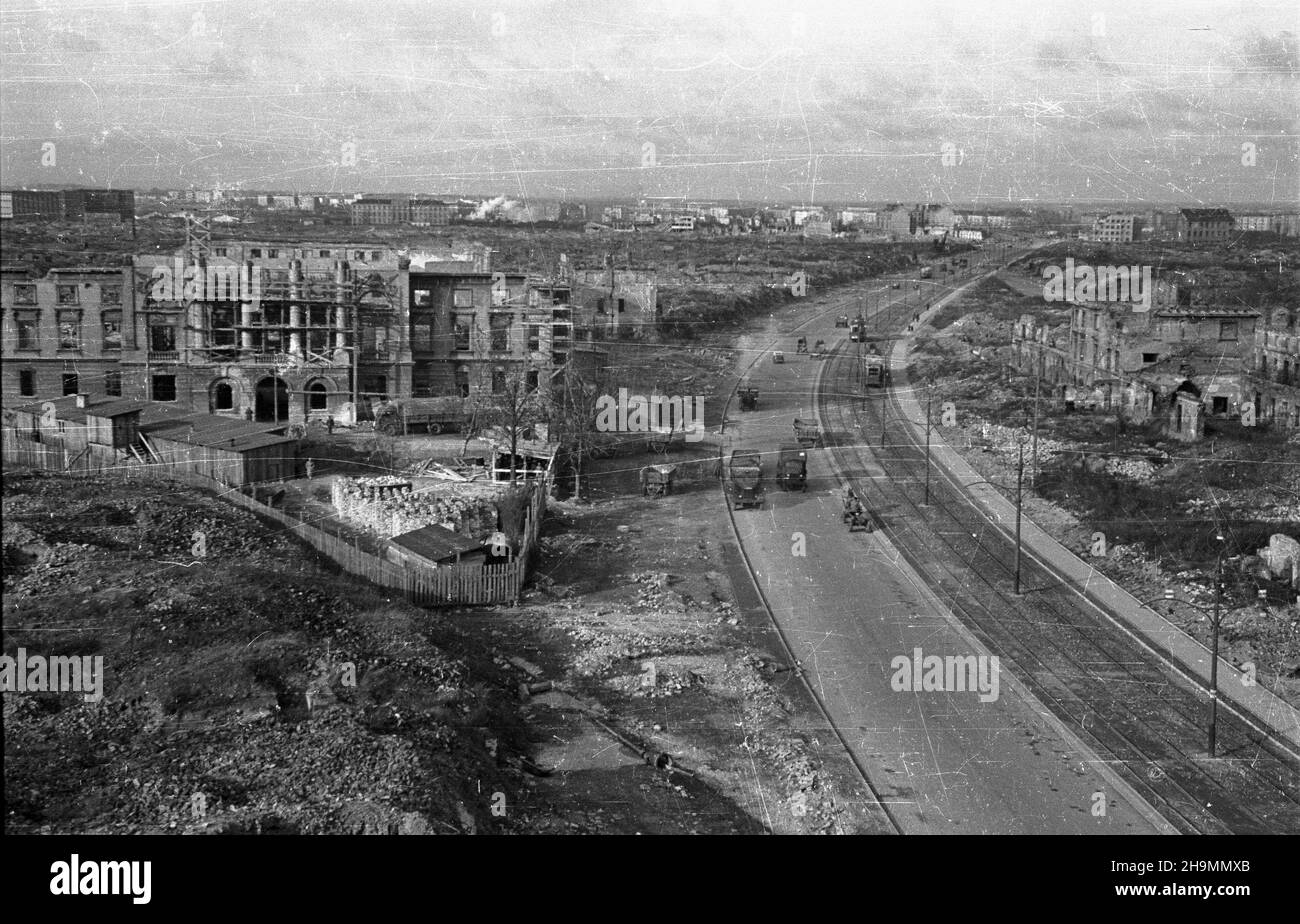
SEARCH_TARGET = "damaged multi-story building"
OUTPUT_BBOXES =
[408,265,608,404]
[570,259,659,342]
[2,262,134,404]
[1012,269,1283,440]
[1251,306,1300,431]
[3,235,602,422]
[130,240,410,423]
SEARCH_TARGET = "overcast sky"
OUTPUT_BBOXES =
[1,0,1296,204]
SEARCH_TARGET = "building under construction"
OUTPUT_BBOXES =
[131,231,411,423]
[2,220,605,421]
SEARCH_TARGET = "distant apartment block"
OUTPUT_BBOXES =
[1088,213,1139,243]
[880,205,915,237]
[1,187,134,224]
[1234,213,1299,236]
[1175,208,1233,245]
[838,209,877,229]
[351,195,451,227]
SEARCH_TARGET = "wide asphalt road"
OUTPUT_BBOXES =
[722,261,1170,834]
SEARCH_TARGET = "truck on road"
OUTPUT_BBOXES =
[776,444,808,492]
[728,449,764,509]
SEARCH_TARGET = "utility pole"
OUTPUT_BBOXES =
[924,388,933,505]
[1014,439,1025,594]
[1208,535,1224,758]
[1030,371,1041,490]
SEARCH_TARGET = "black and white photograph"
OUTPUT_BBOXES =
[0,0,1296,901]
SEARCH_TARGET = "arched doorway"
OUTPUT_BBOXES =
[305,380,329,417]
[255,376,289,422]
[210,379,236,413]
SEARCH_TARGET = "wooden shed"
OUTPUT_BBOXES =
[10,394,146,451]
[138,413,301,486]
[387,523,487,570]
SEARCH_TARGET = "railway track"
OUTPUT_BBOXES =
[816,335,1300,834]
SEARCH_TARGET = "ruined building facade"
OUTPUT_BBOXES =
[3,240,607,421]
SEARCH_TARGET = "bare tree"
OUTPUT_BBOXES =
[480,361,549,483]
[550,361,608,498]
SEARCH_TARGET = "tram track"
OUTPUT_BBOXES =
[815,327,1300,833]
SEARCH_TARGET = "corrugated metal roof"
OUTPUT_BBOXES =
[390,523,483,563]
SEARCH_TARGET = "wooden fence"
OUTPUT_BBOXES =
[4,428,553,608]
[1,433,123,476]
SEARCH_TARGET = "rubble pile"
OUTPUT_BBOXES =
[630,571,694,613]
[970,420,1069,459]
[565,618,710,680]
[1101,456,1158,481]
[2,473,545,836]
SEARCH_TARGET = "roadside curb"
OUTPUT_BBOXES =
[888,277,1300,757]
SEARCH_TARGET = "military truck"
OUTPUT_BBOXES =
[728,449,764,509]
[776,444,808,492]
[375,397,469,436]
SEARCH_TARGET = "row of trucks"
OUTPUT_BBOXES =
[727,444,809,508]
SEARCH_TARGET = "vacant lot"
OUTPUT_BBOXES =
[907,274,1300,706]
